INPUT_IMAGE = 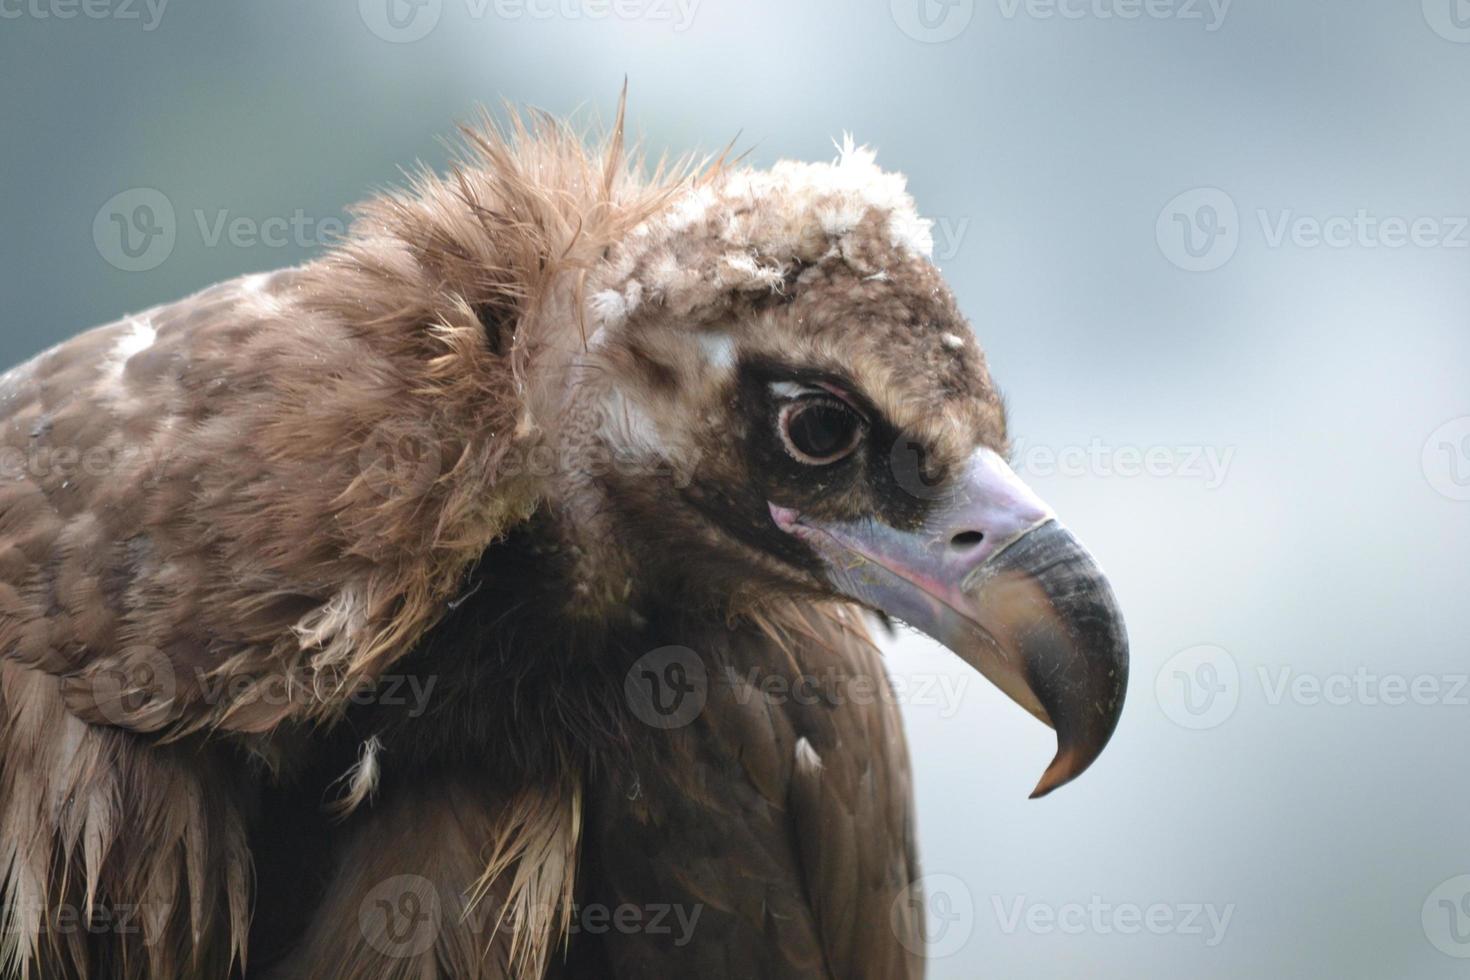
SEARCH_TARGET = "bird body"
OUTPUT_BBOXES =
[0,101,1126,978]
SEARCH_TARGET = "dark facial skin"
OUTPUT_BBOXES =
[681,358,942,569]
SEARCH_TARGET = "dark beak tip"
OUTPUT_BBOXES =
[1028,747,1080,799]
[997,523,1129,800]
[1028,684,1128,800]
[1027,739,1103,799]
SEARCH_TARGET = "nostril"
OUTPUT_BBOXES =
[949,530,985,550]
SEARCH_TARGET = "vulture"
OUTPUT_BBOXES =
[0,99,1128,979]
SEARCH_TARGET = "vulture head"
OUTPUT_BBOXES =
[480,130,1130,797]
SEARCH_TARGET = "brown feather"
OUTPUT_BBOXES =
[0,96,978,977]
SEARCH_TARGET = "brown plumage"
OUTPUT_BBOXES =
[0,96,1127,978]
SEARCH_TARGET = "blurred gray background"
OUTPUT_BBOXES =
[2,1,1468,976]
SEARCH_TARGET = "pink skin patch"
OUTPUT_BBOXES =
[767,446,1053,611]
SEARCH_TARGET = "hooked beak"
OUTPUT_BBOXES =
[769,448,1128,797]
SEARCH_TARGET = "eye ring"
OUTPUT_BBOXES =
[778,397,866,465]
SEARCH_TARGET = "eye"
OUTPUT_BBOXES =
[778,397,865,465]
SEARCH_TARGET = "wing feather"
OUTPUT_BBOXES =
[0,266,524,736]
[572,604,923,979]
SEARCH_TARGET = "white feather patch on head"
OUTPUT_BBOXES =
[589,288,630,330]
[598,387,666,460]
[586,135,936,331]
[664,184,716,233]
[696,332,737,372]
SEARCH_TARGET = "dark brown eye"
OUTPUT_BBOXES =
[778,398,865,465]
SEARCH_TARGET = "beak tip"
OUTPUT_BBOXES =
[1027,693,1126,799]
[1028,749,1078,799]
